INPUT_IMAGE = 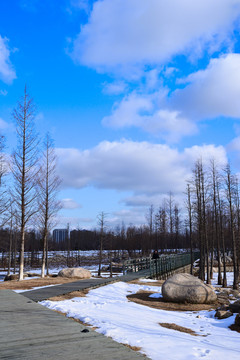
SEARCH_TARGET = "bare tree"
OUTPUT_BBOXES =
[146,204,154,251]
[167,192,174,248]
[216,179,227,287]
[224,163,239,289]
[0,134,5,186]
[97,211,107,276]
[37,133,61,278]
[11,87,39,280]
[209,159,222,285]
[0,134,8,222]
[186,183,193,274]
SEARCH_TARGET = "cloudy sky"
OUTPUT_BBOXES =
[1,0,240,229]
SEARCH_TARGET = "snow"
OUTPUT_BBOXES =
[211,271,234,286]
[41,277,240,360]
[14,284,57,293]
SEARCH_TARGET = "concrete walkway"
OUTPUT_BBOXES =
[0,290,148,360]
[23,269,150,302]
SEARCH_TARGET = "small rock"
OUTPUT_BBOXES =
[231,290,240,298]
[224,256,232,263]
[229,300,240,313]
[218,304,230,311]
[217,293,230,305]
[4,273,28,281]
[215,310,233,320]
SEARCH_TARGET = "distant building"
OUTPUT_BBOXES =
[53,229,68,243]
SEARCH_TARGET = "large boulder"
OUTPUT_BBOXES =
[162,273,217,304]
[58,267,91,279]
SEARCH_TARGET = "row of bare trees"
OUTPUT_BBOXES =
[0,87,61,280]
[186,159,240,289]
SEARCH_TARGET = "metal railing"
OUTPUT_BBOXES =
[123,252,200,278]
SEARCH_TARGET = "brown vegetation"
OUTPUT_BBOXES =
[0,276,82,290]
[48,289,89,301]
[159,323,204,336]
[127,290,218,311]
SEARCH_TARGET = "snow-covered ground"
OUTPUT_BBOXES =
[41,273,240,360]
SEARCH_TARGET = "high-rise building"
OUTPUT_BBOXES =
[53,229,68,243]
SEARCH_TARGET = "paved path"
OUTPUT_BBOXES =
[23,269,150,302]
[0,290,148,360]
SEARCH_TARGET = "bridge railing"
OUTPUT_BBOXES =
[123,252,200,278]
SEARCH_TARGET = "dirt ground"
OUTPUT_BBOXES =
[127,279,218,311]
[127,291,218,311]
[159,323,205,336]
[0,276,83,290]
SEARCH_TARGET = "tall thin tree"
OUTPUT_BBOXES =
[37,133,61,278]
[97,211,107,276]
[12,87,39,281]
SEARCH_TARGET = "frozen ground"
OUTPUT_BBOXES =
[41,272,240,360]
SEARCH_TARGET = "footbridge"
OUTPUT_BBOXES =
[123,252,200,279]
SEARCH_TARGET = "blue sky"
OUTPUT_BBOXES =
[1,0,240,230]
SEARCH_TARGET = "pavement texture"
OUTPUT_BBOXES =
[0,290,148,360]
[22,269,150,302]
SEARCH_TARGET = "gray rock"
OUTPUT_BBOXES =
[229,300,240,313]
[224,256,232,263]
[218,304,229,311]
[58,267,91,279]
[215,310,233,319]
[4,273,28,281]
[4,274,19,281]
[231,290,240,298]
[162,273,217,304]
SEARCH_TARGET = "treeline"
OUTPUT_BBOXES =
[186,159,240,289]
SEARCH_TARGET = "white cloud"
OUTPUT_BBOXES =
[71,0,240,73]
[61,198,82,209]
[110,208,146,227]
[172,54,240,119]
[102,81,127,95]
[102,92,153,128]
[102,92,197,142]
[0,118,9,130]
[0,89,7,96]
[69,0,90,12]
[0,36,16,84]
[56,140,227,196]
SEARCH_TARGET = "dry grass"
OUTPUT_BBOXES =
[123,344,143,352]
[0,276,85,291]
[48,289,89,301]
[127,290,218,311]
[159,322,205,336]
